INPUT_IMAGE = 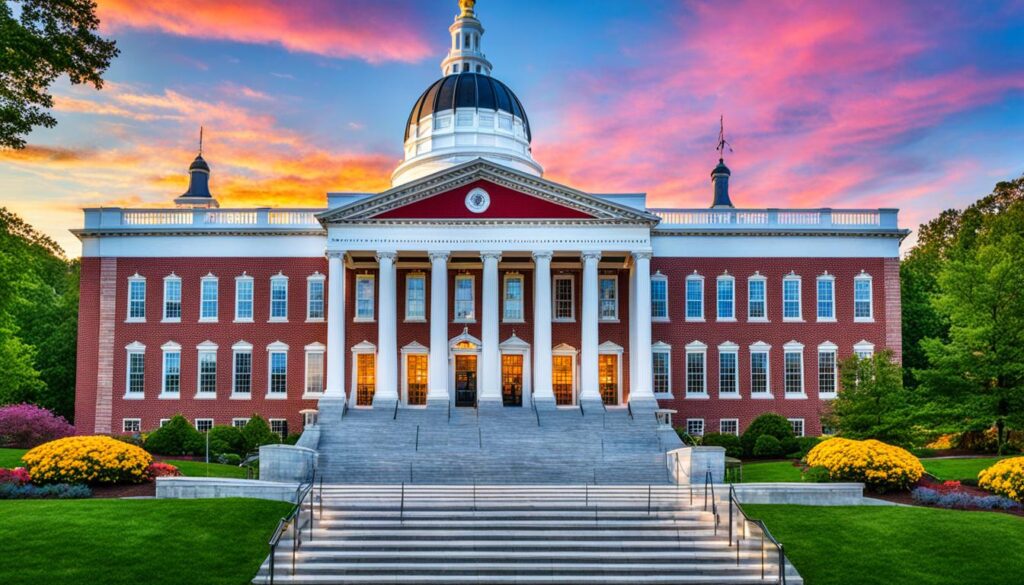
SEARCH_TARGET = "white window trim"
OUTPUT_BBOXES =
[716,273,736,322]
[199,273,219,323]
[685,273,705,322]
[816,273,836,322]
[122,418,141,433]
[350,340,377,408]
[195,341,219,399]
[162,273,181,323]
[269,273,289,323]
[717,341,740,398]
[854,339,875,358]
[747,272,769,322]
[306,272,326,322]
[818,341,839,399]
[404,272,427,323]
[123,341,146,399]
[651,341,673,399]
[266,340,289,399]
[598,274,619,322]
[552,274,576,322]
[453,273,477,323]
[788,418,806,438]
[159,341,181,399]
[684,340,708,398]
[232,417,249,428]
[502,272,526,323]
[159,418,171,428]
[234,273,254,323]
[854,271,874,322]
[783,341,806,398]
[749,341,772,398]
[685,418,705,437]
[354,274,376,322]
[651,271,669,322]
[400,341,429,406]
[230,340,253,399]
[720,418,740,436]
[303,342,326,398]
[782,273,803,322]
[194,418,214,433]
[269,418,288,438]
[126,274,146,323]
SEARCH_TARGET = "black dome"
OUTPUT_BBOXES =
[405,73,531,142]
[189,154,210,172]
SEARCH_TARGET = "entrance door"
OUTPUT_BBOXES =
[406,354,427,406]
[355,353,376,406]
[501,354,523,406]
[599,354,618,405]
[553,355,574,406]
[454,354,477,407]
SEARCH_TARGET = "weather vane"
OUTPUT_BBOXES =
[716,115,732,161]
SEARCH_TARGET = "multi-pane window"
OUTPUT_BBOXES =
[162,351,180,395]
[270,419,288,438]
[784,350,804,395]
[355,275,375,320]
[307,276,325,320]
[123,418,141,433]
[818,349,837,395]
[163,276,181,321]
[270,276,288,320]
[651,274,668,320]
[854,274,873,320]
[719,351,738,395]
[748,276,766,320]
[783,276,802,320]
[454,274,475,321]
[356,353,376,406]
[599,275,618,320]
[503,274,524,321]
[686,349,706,395]
[305,350,324,394]
[406,353,428,405]
[197,350,217,394]
[817,276,835,320]
[686,418,705,437]
[232,418,248,429]
[789,418,805,437]
[269,352,287,395]
[405,274,426,321]
[854,342,874,359]
[751,351,769,394]
[685,276,704,320]
[552,354,575,405]
[235,276,253,321]
[233,351,252,395]
[720,419,739,436]
[652,349,671,396]
[195,419,213,433]
[200,277,218,320]
[126,351,145,394]
[717,276,735,320]
[553,275,574,321]
[128,278,146,320]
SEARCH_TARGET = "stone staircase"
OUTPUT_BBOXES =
[253,485,802,584]
[316,405,674,485]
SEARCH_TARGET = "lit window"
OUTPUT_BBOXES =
[552,353,575,405]
[127,276,146,321]
[270,419,288,438]
[719,350,738,395]
[717,275,735,320]
[783,275,802,320]
[818,345,837,396]
[599,275,618,320]
[685,343,707,396]
[454,274,475,321]
[233,349,251,395]
[685,275,704,320]
[405,273,426,321]
[854,273,873,320]
[750,345,770,395]
[720,418,739,436]
[748,274,767,320]
[305,348,324,395]
[788,418,805,437]
[307,274,325,320]
[817,275,835,320]
[553,275,574,321]
[651,273,668,320]
[503,273,524,322]
[269,351,287,395]
[126,346,145,395]
[652,344,671,396]
[355,275,375,320]
[162,349,180,395]
[163,275,181,321]
[200,275,218,320]
[355,351,376,406]
[234,275,253,321]
[197,349,217,395]
[686,418,705,437]
[122,418,141,433]
[270,275,288,320]
[195,419,213,433]
[406,353,428,406]
[784,345,804,395]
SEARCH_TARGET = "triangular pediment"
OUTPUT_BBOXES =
[318,159,658,224]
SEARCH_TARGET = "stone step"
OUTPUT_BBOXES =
[253,573,793,584]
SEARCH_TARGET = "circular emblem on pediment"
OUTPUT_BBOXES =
[465,187,490,213]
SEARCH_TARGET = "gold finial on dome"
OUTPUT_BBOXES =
[459,0,476,18]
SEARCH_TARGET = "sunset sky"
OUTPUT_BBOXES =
[2,0,1023,256]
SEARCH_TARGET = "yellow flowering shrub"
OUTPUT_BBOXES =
[978,457,1024,503]
[22,436,153,485]
[805,437,924,492]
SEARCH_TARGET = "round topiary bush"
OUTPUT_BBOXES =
[0,404,75,448]
[240,415,280,453]
[741,413,794,457]
[207,425,245,457]
[22,436,153,485]
[753,435,784,458]
[144,415,204,456]
[805,437,924,492]
[701,432,742,458]
[978,457,1024,503]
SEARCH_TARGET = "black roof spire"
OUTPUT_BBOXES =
[711,115,734,208]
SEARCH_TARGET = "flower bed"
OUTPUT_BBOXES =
[22,436,152,485]
[0,404,75,448]
[912,486,1020,511]
[978,457,1024,503]
[0,467,31,485]
[147,462,182,478]
[805,437,924,492]
[0,483,91,499]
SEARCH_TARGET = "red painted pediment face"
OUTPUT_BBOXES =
[371,180,596,220]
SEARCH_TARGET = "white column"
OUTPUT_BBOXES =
[479,251,502,403]
[324,251,346,399]
[374,251,398,405]
[579,250,602,402]
[427,251,450,404]
[531,251,554,404]
[631,250,655,400]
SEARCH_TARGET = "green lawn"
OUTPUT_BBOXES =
[746,504,1024,585]
[922,457,1007,481]
[0,498,289,585]
[0,447,27,468]
[166,459,251,479]
[741,460,804,483]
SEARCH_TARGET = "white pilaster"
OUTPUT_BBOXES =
[632,250,655,401]
[324,251,346,399]
[579,250,602,403]
[479,251,502,403]
[532,251,554,405]
[374,251,398,406]
[427,251,450,405]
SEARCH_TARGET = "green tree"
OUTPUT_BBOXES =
[825,350,913,446]
[1,0,118,149]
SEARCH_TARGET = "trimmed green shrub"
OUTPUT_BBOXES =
[753,435,784,458]
[144,415,203,456]
[284,433,302,446]
[701,432,742,458]
[802,465,831,483]
[741,413,795,457]
[240,415,279,453]
[788,436,824,459]
[206,426,244,457]
[216,453,242,466]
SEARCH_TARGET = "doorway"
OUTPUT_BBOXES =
[502,354,523,406]
[455,354,477,407]
[599,354,619,405]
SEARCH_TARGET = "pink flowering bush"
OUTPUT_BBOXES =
[0,467,31,485]
[146,462,182,479]
[0,404,75,448]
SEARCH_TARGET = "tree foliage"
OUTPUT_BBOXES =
[1,0,118,148]
[826,350,913,446]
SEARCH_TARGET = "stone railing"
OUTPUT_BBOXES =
[81,207,325,231]
[648,208,900,231]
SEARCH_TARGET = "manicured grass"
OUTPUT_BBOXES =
[0,498,290,585]
[166,459,251,479]
[741,460,804,483]
[746,504,1024,585]
[922,457,1008,481]
[0,447,28,468]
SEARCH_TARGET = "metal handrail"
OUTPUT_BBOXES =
[531,394,540,427]
[728,484,787,585]
[266,469,317,585]
[703,469,719,535]
[393,399,400,420]
[626,400,633,420]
